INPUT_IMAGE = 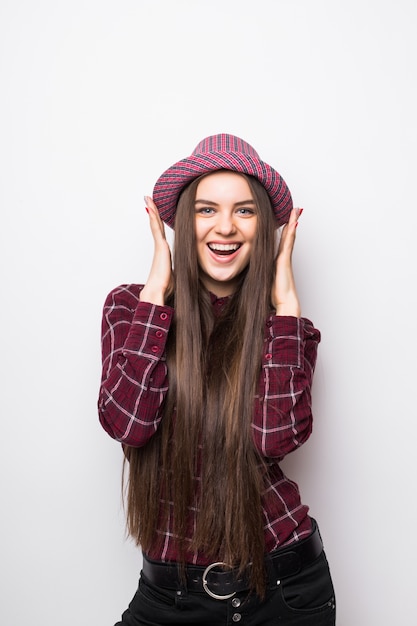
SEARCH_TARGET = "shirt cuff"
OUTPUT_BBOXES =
[132,301,173,326]
[123,302,173,359]
[264,315,303,367]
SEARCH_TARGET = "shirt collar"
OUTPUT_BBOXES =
[209,291,230,313]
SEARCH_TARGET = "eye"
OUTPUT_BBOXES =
[236,207,256,216]
[196,207,215,215]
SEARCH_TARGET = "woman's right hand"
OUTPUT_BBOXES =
[139,196,173,305]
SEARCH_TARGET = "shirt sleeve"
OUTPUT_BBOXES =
[98,284,173,447]
[252,315,321,459]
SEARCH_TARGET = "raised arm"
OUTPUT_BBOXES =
[254,207,321,457]
[99,195,175,446]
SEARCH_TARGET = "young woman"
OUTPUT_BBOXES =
[98,134,336,625]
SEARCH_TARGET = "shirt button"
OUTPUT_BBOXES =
[151,346,159,353]
[231,597,241,608]
[155,330,163,338]
[265,353,272,360]
[160,312,168,320]
[232,614,241,622]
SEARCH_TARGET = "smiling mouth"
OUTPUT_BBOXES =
[207,243,241,256]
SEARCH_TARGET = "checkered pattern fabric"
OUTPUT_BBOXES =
[153,134,293,229]
[98,284,321,564]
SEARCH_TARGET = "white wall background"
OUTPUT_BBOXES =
[1,1,416,624]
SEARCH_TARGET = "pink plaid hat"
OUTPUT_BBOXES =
[152,134,293,229]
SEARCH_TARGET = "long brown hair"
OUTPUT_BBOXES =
[124,172,277,597]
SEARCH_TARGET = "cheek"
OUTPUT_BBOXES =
[244,221,258,242]
[195,221,209,244]
[245,229,257,249]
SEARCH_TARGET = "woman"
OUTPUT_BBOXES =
[98,134,336,625]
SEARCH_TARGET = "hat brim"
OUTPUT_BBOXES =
[153,152,293,229]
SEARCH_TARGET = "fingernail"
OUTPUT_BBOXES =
[295,221,299,228]
[298,208,304,216]
[145,207,149,213]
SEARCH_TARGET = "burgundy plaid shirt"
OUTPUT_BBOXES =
[98,284,321,565]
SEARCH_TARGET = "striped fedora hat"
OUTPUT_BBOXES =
[152,134,293,229]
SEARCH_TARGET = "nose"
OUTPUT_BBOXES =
[214,211,236,235]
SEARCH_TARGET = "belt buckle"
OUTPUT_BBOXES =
[202,562,236,600]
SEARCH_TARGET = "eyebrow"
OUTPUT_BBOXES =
[194,199,256,206]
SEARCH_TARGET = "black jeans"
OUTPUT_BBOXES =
[115,550,335,625]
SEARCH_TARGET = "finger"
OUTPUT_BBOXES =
[144,195,162,219]
[144,195,166,241]
[287,206,303,228]
[280,207,304,247]
[294,207,303,228]
[144,195,158,212]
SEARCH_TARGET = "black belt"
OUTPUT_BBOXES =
[142,521,323,600]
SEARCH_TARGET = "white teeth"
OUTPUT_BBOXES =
[208,243,240,251]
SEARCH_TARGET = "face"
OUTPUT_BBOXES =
[194,171,257,297]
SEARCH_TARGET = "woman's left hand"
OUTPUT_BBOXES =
[271,207,303,317]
